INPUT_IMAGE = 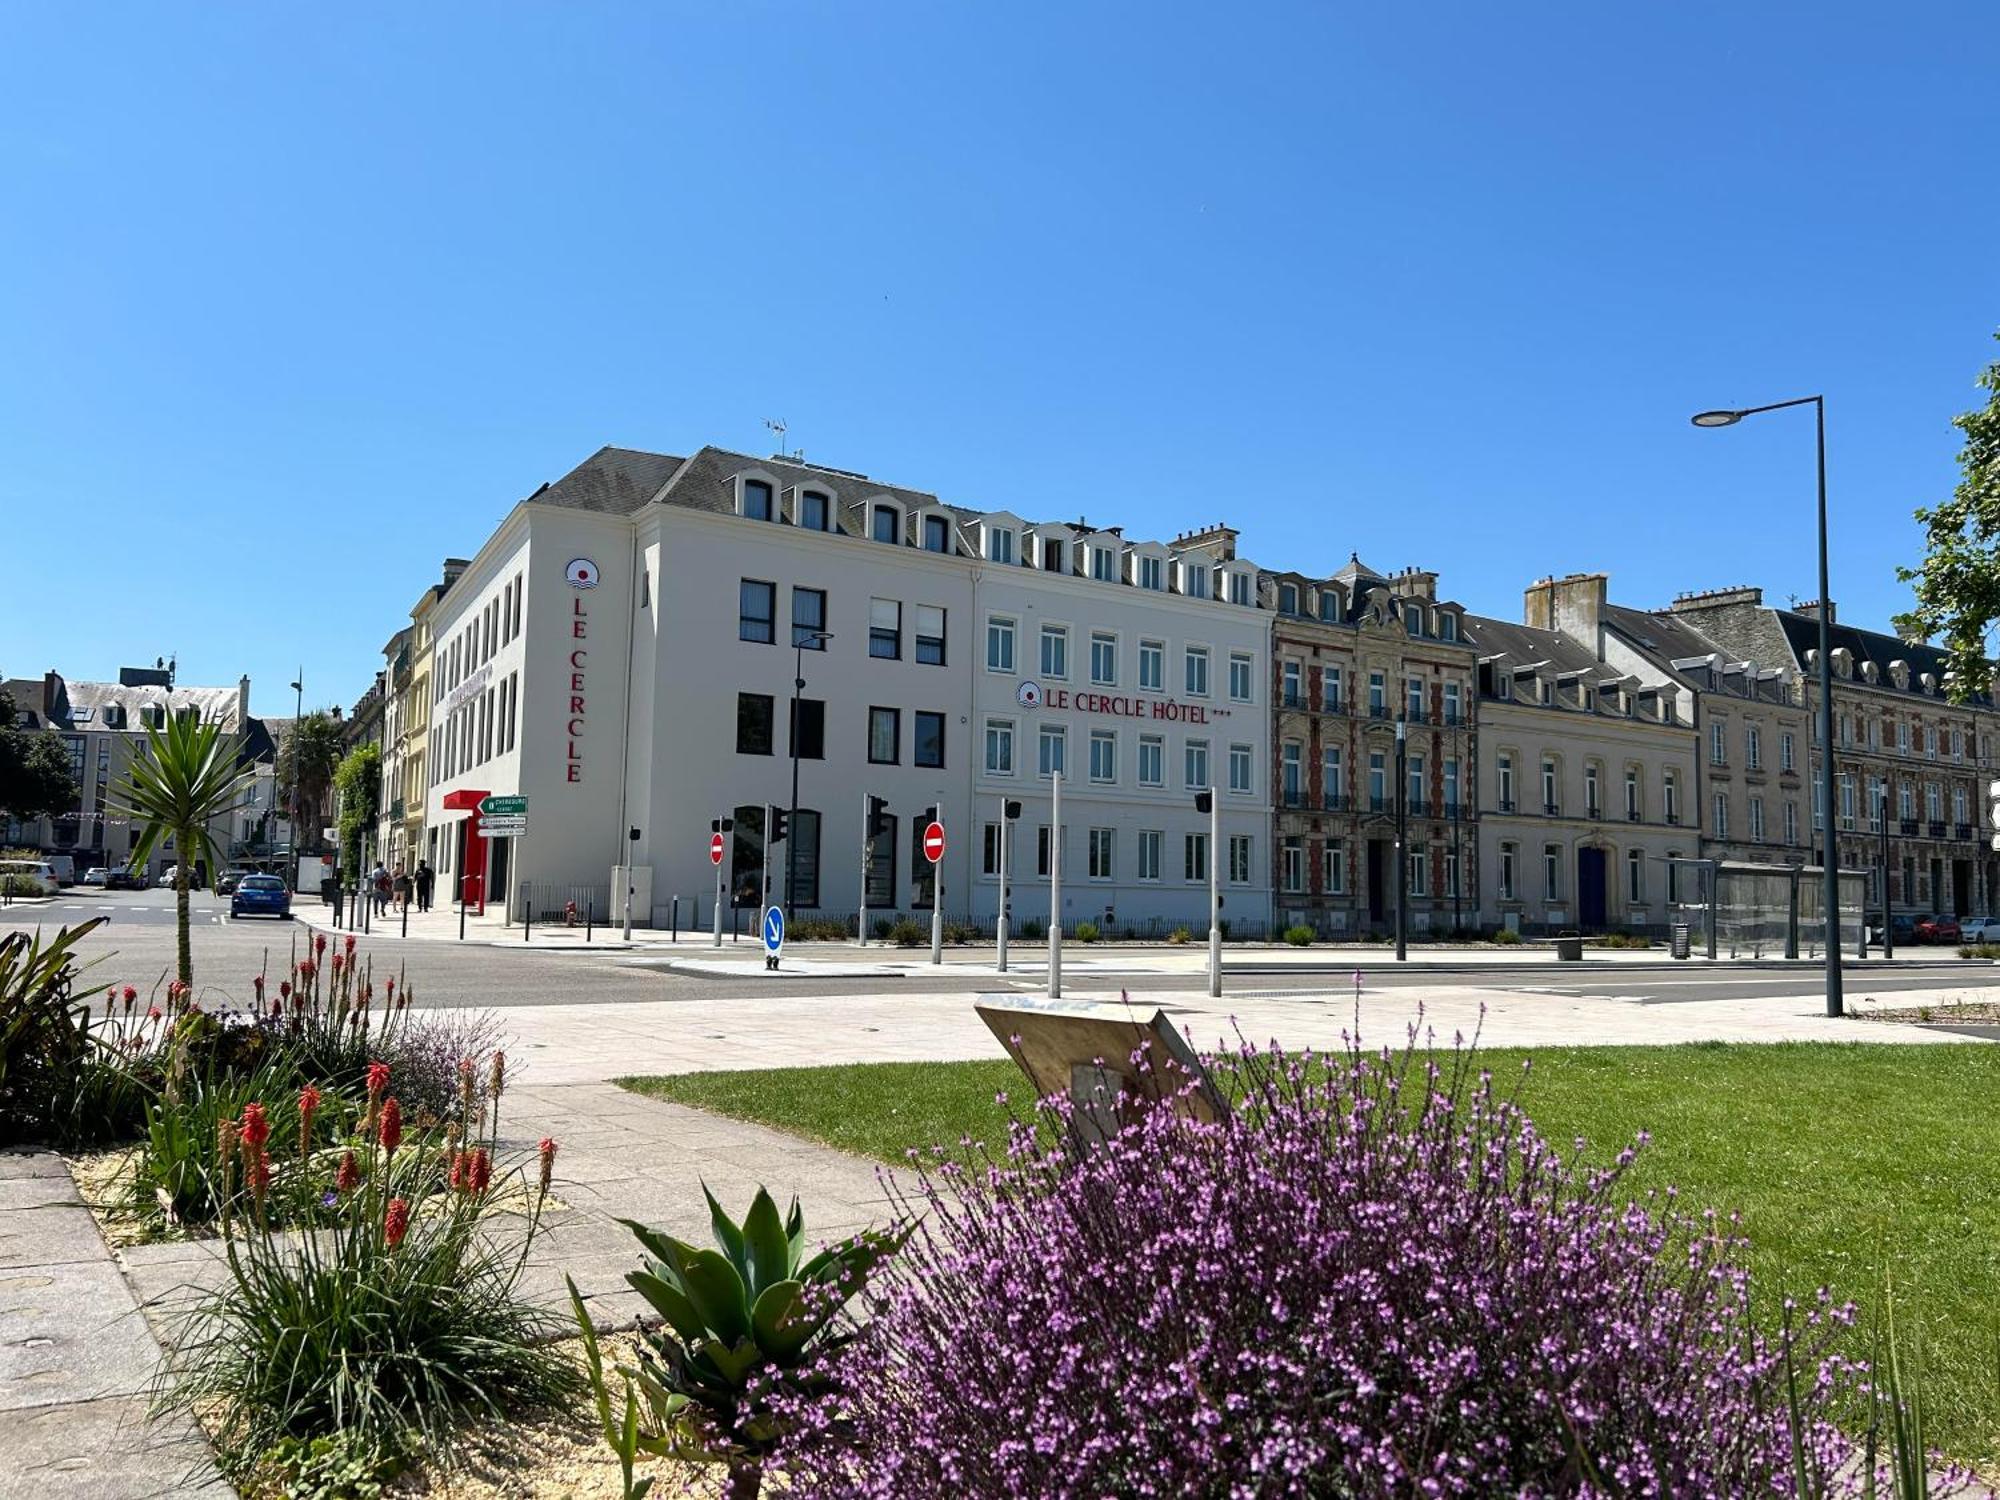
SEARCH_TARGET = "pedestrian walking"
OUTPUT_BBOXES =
[392,863,412,912]
[416,860,434,913]
[370,861,391,916]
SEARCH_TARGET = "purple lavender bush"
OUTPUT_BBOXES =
[775,1033,1870,1498]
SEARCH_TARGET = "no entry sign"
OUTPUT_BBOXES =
[923,820,947,865]
[709,832,726,865]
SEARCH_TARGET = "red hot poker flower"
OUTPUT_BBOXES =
[122,984,137,1004]
[378,1097,403,1156]
[344,933,356,955]
[366,1060,391,1096]
[335,1149,360,1193]
[384,1197,410,1247]
[240,1102,271,1151]
[467,1148,493,1195]
[298,1085,322,1139]
[314,932,327,955]
[538,1137,558,1193]
[253,974,264,996]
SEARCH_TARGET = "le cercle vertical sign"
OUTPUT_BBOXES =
[564,557,598,782]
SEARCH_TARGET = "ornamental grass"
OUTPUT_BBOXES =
[773,1025,1918,1499]
[154,1052,577,1486]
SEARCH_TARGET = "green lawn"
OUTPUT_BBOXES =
[620,1042,2000,1462]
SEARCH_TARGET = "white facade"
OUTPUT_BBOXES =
[417,445,1273,933]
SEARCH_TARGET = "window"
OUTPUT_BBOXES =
[1954,785,1969,824]
[1749,796,1765,842]
[909,819,938,909]
[785,811,822,908]
[871,504,900,544]
[1368,672,1386,716]
[1409,848,1427,896]
[742,479,773,521]
[789,699,825,760]
[1627,849,1644,903]
[798,490,829,531]
[1369,751,1388,810]
[1282,837,1304,892]
[1925,782,1941,821]
[1713,791,1729,839]
[1664,770,1680,824]
[739,580,776,643]
[1543,843,1563,900]
[923,514,950,552]
[1138,734,1164,787]
[1228,571,1250,606]
[1088,828,1115,880]
[916,605,946,665]
[1038,724,1066,778]
[1279,583,1298,614]
[1139,640,1164,692]
[1088,729,1116,783]
[1541,757,1559,813]
[792,587,828,648]
[868,707,899,765]
[982,822,1004,877]
[1408,754,1425,812]
[986,527,1016,564]
[1322,746,1343,807]
[1953,727,1964,760]
[1184,564,1209,600]
[1041,537,1066,573]
[1282,660,1303,708]
[1926,726,1938,758]
[735,693,774,756]
[1185,646,1210,696]
[865,814,897,907]
[1499,842,1517,901]
[1184,832,1208,882]
[1090,547,1116,582]
[914,711,945,769]
[985,719,1014,774]
[1185,739,1210,790]
[1230,834,1254,885]
[1040,625,1069,679]
[1137,829,1162,880]
[1233,743,1256,795]
[1781,731,1795,771]
[1584,764,1601,818]
[870,598,902,659]
[1090,632,1116,686]
[1229,653,1254,703]
[1710,719,1727,764]
[1139,555,1164,591]
[1444,845,1461,899]
[1496,753,1515,810]
[1406,677,1424,721]
[1444,756,1460,813]
[1036,826,1066,878]
[986,617,1016,672]
[1624,768,1639,819]
[1324,839,1346,894]
[1897,719,1910,753]
[1785,801,1799,846]
[1746,725,1762,769]
[1322,665,1343,713]
[1444,682,1462,724]
[1440,613,1458,642]
[1899,781,1914,820]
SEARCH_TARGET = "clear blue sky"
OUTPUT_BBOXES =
[3,3,1995,716]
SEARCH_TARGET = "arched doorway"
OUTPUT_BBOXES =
[1577,843,1610,931]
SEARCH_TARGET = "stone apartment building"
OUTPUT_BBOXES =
[1264,556,1478,936]
[1529,573,1816,869]
[1466,609,1696,935]
[1660,586,1999,918]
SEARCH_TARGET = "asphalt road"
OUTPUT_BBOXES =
[8,889,2000,1011]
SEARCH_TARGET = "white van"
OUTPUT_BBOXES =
[0,859,60,895]
[44,854,75,887]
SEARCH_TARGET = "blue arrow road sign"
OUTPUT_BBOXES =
[763,905,785,955]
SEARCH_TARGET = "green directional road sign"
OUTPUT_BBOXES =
[479,795,528,817]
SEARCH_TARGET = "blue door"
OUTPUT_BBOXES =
[1578,847,1607,930]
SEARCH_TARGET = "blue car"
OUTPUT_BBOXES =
[230,874,292,920]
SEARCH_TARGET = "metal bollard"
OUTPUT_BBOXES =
[586,898,593,941]
[524,888,532,943]
[401,900,408,938]
[671,896,680,942]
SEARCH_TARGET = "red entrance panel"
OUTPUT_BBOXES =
[441,789,491,914]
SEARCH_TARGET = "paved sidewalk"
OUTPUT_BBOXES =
[0,1148,230,1499]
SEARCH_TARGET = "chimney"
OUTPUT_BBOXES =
[442,557,471,589]
[1665,584,1763,616]
[1172,523,1238,561]
[236,674,251,732]
[1795,598,1837,624]
[42,670,61,719]
[1525,572,1608,656]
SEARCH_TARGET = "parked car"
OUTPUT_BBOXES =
[0,859,60,895]
[104,867,143,890]
[1959,916,2000,944]
[229,874,292,920]
[1916,913,1962,945]
[1869,913,1922,947]
[44,854,75,886]
[214,870,243,895]
[81,867,109,887]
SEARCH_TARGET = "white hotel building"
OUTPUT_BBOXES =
[421,445,1273,933]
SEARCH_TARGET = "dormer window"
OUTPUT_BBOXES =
[1090,547,1116,582]
[1228,571,1251,606]
[1439,613,1458,642]
[1183,564,1210,601]
[986,527,1016,564]
[1042,538,1066,573]
[923,514,951,553]
[742,479,774,522]
[1279,583,1298,615]
[1138,555,1164,591]
[797,490,829,531]
[871,504,900,545]
[1320,590,1340,622]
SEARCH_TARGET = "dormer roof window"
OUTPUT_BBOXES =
[921,512,952,554]
[1226,569,1252,607]
[795,489,830,531]
[741,478,775,522]
[870,502,902,545]
[985,526,1016,564]
[1181,561,1210,600]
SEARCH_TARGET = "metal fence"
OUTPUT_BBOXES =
[518,881,612,928]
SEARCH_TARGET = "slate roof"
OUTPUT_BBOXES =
[1462,614,1621,679]
[528,446,688,517]
[64,680,243,730]
[1770,609,1991,706]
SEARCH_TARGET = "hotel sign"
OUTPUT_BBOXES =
[566,585,590,782]
[443,663,491,715]
[1021,681,1228,724]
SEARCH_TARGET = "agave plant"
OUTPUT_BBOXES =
[569,1185,903,1500]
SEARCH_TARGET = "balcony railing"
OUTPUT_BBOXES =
[1368,704,1391,720]
[1929,821,1947,839]
[1498,798,1517,814]
[1900,819,1919,836]
[1666,811,1681,825]
[1442,709,1465,727]
[1282,789,1305,809]
[1585,803,1602,821]
[1957,823,1976,841]
[1324,697,1346,716]
[1544,801,1562,816]
[1281,693,1306,711]
[1408,797,1429,817]
[1626,808,1641,822]
[1406,706,1428,725]
[1370,794,1391,814]
[1322,792,1347,812]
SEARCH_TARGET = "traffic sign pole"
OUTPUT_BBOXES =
[924,818,947,966]
[711,827,725,948]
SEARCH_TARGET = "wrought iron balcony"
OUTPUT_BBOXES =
[1544,801,1562,816]
[1900,819,1918,836]
[1929,821,1947,839]
[1368,704,1391,720]
[1498,798,1517,814]
[1281,693,1307,711]
[1957,823,1976,841]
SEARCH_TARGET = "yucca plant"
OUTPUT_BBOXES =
[113,711,255,989]
[570,1186,904,1499]
[0,919,132,1144]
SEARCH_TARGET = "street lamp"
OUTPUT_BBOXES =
[288,669,303,894]
[1692,394,1841,1016]
[785,630,833,928]
[1394,717,1408,962]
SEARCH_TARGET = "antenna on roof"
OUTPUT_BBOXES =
[763,417,803,463]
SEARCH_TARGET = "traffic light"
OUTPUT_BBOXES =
[1003,799,1022,821]
[867,796,892,838]
[920,804,938,829]
[711,817,734,833]
[1193,790,1213,814]
[768,808,790,845]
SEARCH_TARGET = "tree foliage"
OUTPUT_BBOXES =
[0,684,79,823]
[1901,331,2000,699]
[279,712,344,854]
[334,743,382,875]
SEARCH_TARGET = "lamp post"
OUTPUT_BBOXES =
[786,630,833,928]
[1394,717,1408,962]
[1693,395,1842,1016]
[1878,784,1894,959]
[287,669,303,894]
